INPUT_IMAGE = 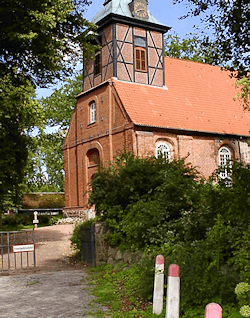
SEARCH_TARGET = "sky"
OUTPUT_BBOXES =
[86,0,201,38]
[37,0,201,99]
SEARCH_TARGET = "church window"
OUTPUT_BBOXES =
[87,148,100,167]
[89,102,96,124]
[94,52,101,75]
[135,47,147,72]
[218,146,231,179]
[155,143,171,160]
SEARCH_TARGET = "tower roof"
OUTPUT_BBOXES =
[92,0,170,32]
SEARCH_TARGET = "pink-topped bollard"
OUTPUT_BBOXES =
[205,303,222,318]
[153,255,165,315]
[166,264,180,318]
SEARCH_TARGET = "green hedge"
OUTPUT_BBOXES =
[22,192,64,209]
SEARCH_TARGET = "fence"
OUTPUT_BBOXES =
[0,229,36,271]
[18,208,63,215]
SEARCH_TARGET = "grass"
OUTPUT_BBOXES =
[88,264,165,318]
[0,214,64,231]
[87,264,243,318]
[26,280,40,286]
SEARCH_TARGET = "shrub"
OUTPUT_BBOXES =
[90,150,202,250]
[89,151,250,315]
[22,193,64,209]
[70,218,96,256]
[0,212,60,230]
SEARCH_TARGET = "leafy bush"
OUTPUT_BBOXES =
[89,151,250,315]
[90,150,203,250]
[0,212,62,230]
[37,214,50,225]
[70,218,96,256]
[235,283,250,317]
[22,192,64,209]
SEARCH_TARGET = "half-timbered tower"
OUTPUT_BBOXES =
[63,0,250,218]
[83,0,170,91]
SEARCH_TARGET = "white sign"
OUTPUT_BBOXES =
[13,244,35,253]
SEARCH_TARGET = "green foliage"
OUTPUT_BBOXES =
[25,73,83,192]
[89,264,162,317]
[70,218,96,255]
[21,193,64,209]
[0,74,43,212]
[41,73,82,130]
[165,33,219,64]
[175,0,249,109]
[0,212,61,230]
[0,0,96,211]
[235,283,250,317]
[235,78,250,111]
[0,0,96,86]
[89,150,250,315]
[175,0,249,77]
[89,264,242,317]
[90,150,201,249]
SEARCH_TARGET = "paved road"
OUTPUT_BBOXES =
[0,270,110,317]
[0,224,110,317]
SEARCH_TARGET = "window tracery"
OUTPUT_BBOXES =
[218,146,232,179]
[155,142,171,160]
[89,102,96,124]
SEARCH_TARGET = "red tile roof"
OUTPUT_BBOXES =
[113,57,250,136]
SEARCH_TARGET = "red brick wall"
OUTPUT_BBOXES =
[64,81,134,208]
[64,80,249,213]
[134,130,246,179]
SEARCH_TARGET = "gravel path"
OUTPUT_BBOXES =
[0,224,110,317]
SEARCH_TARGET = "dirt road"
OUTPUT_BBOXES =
[0,224,110,317]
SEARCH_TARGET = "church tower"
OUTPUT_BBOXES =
[83,0,170,91]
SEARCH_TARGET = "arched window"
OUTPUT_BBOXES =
[87,148,100,167]
[155,143,171,160]
[135,47,147,72]
[89,102,96,124]
[219,146,231,179]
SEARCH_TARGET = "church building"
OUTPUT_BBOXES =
[63,0,250,217]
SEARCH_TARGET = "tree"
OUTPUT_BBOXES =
[165,33,219,64]
[0,0,95,211]
[0,0,96,211]
[0,0,96,86]
[175,0,249,74]
[175,0,250,105]
[0,74,43,211]
[24,73,83,192]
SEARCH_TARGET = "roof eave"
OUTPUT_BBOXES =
[95,13,171,33]
[134,123,250,138]
[75,80,110,99]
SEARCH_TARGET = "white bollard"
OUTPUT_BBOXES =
[153,255,165,315]
[204,303,222,318]
[33,211,39,228]
[166,264,180,318]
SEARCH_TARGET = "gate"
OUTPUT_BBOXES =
[81,225,95,266]
[0,229,36,271]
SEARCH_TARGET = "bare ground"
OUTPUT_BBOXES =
[0,224,110,317]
